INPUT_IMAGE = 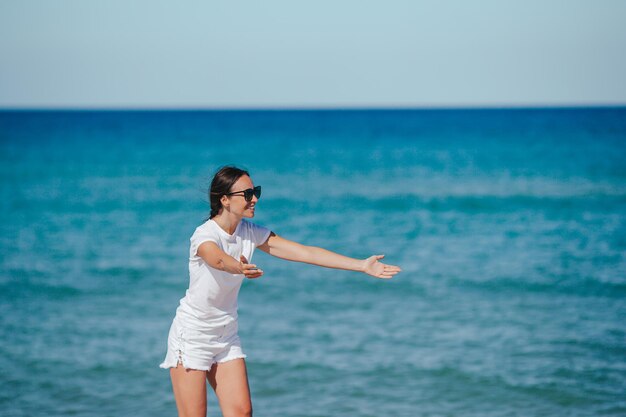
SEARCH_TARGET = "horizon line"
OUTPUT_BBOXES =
[1,103,625,112]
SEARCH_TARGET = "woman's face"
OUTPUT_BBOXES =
[222,175,258,218]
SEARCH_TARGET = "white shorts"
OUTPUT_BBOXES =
[159,318,247,371]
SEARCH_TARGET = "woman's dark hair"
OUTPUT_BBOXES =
[208,166,250,219]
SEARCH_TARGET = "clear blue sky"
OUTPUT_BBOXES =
[1,0,625,108]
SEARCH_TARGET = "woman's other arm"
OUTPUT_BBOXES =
[257,232,402,279]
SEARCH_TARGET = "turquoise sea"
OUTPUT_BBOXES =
[1,108,625,416]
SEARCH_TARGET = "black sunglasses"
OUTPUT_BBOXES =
[224,185,262,202]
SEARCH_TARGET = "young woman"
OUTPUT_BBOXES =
[160,166,402,417]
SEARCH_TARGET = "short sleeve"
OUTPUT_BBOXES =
[248,221,272,247]
[190,228,220,258]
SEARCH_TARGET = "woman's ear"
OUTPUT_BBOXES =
[220,195,230,209]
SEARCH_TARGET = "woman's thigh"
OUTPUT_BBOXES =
[170,363,208,417]
[207,358,252,417]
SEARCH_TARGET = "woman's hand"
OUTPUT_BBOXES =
[239,255,264,279]
[362,254,402,279]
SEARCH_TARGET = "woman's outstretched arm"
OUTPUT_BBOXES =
[257,232,402,279]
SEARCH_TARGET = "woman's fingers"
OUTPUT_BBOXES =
[237,254,263,278]
[382,263,402,271]
[362,256,401,279]
[242,262,263,278]
[369,262,402,279]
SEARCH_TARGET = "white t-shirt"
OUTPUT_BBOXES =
[173,218,272,330]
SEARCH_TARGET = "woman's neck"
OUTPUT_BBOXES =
[212,213,241,235]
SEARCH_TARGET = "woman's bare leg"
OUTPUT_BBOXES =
[207,358,252,417]
[170,362,208,417]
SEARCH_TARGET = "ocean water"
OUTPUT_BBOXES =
[1,108,625,417]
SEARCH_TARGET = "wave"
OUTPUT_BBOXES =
[265,193,626,214]
[445,275,626,298]
[0,280,83,300]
